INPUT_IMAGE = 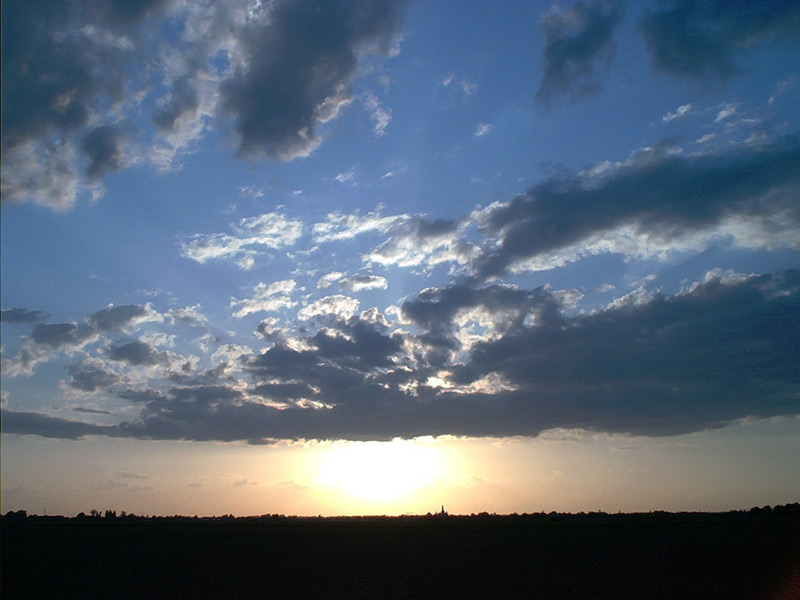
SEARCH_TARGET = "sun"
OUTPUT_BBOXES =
[315,439,443,502]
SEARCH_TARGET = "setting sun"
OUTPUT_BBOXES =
[315,439,443,503]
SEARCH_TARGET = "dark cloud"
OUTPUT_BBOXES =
[67,364,119,392]
[536,1,623,104]
[81,125,125,180]
[2,304,158,377]
[89,304,150,332]
[1,308,49,324]
[253,381,318,401]
[106,340,164,366]
[0,0,159,154]
[72,407,115,415]
[5,269,796,443]
[244,342,379,406]
[312,318,403,370]
[1,409,116,440]
[151,75,199,132]
[221,0,406,159]
[2,0,406,209]
[402,283,552,335]
[102,0,171,27]
[29,322,95,349]
[475,134,800,279]
[167,362,232,386]
[640,0,800,79]
[1,2,101,153]
[448,269,800,436]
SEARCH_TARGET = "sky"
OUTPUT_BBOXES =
[2,0,799,517]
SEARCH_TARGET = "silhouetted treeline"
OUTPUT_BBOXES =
[3,502,799,524]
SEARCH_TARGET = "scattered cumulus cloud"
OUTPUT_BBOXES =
[181,212,303,268]
[475,123,493,137]
[363,91,392,136]
[662,103,693,122]
[298,295,360,322]
[340,274,388,292]
[312,209,408,243]
[335,167,357,184]
[230,280,298,318]
[714,103,738,123]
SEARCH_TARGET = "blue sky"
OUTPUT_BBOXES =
[2,0,799,516]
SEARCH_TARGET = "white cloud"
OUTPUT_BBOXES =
[335,167,356,184]
[715,103,738,122]
[298,295,360,321]
[230,280,298,318]
[695,133,716,144]
[317,272,346,289]
[312,209,408,243]
[475,123,493,137]
[662,103,693,122]
[364,220,477,270]
[462,81,478,95]
[340,274,388,292]
[1,140,82,211]
[181,211,303,267]
[363,91,392,137]
[239,185,264,200]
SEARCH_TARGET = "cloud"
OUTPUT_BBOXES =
[363,91,392,136]
[335,167,357,184]
[1,139,84,211]
[230,280,298,318]
[475,123,493,137]
[714,103,737,123]
[317,272,346,290]
[1,409,117,440]
[72,407,114,415]
[340,274,388,292]
[220,0,406,160]
[536,1,623,104]
[0,0,167,209]
[312,209,408,243]
[3,269,798,442]
[81,125,126,180]
[67,363,120,392]
[1,309,49,324]
[640,0,800,79]
[298,295,360,322]
[166,305,210,329]
[1,0,408,209]
[181,212,303,268]
[90,304,161,332]
[662,103,693,122]
[1,303,161,377]
[105,340,166,366]
[473,134,800,278]
[316,272,387,292]
[364,216,478,269]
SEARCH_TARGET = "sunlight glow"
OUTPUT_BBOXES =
[315,439,443,502]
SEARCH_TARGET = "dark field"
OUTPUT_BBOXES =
[3,510,799,599]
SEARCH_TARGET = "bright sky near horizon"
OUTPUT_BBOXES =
[2,0,799,517]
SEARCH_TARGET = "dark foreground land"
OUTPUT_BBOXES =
[3,508,800,599]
